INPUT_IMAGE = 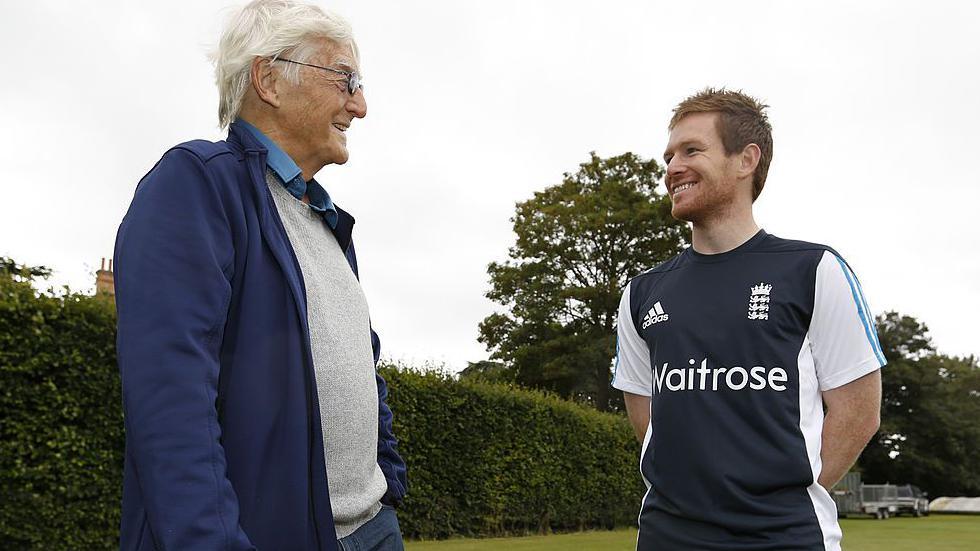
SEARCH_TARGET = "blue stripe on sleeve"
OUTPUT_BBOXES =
[833,255,886,366]
[834,255,885,365]
[853,275,885,359]
[847,265,885,362]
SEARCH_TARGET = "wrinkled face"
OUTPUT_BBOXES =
[278,38,366,167]
[663,112,740,223]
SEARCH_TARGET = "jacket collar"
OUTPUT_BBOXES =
[228,120,356,250]
[333,206,355,253]
[235,119,303,185]
[228,119,265,155]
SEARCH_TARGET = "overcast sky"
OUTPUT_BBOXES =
[2,0,977,371]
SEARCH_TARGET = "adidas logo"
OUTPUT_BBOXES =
[642,301,669,329]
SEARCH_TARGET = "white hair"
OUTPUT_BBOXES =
[211,0,359,128]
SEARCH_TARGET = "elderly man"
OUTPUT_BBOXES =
[114,1,407,549]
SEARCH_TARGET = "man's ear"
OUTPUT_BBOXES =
[250,57,281,108]
[738,143,762,180]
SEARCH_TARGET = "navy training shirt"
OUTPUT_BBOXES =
[613,230,886,551]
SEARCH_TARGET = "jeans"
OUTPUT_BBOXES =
[338,505,405,551]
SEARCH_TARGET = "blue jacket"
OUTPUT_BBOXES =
[114,122,407,550]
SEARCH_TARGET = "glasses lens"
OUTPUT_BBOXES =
[349,72,360,94]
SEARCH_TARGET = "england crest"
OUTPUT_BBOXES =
[748,282,772,320]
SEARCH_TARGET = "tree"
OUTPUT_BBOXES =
[857,312,980,496]
[458,360,515,385]
[478,152,690,411]
[0,257,51,281]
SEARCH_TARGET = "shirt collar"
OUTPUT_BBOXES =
[236,118,339,229]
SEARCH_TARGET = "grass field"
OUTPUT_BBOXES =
[404,515,980,550]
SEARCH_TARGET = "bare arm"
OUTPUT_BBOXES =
[818,369,882,490]
[623,391,652,443]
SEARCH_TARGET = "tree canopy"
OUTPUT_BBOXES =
[478,152,690,410]
[0,257,51,281]
[859,312,980,496]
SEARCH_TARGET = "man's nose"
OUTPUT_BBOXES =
[347,89,367,119]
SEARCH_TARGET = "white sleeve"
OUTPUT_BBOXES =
[809,250,887,391]
[612,282,652,396]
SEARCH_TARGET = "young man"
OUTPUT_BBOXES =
[114,2,406,549]
[613,89,884,550]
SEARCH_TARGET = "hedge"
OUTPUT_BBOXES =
[0,265,123,550]
[0,262,643,548]
[382,365,643,539]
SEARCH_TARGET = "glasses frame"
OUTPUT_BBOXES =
[275,57,362,95]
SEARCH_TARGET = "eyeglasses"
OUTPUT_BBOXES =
[275,58,363,95]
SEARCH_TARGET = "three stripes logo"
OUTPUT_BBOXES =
[641,301,669,329]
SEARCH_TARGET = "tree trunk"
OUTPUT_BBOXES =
[595,362,613,411]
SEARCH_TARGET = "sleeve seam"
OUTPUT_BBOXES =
[612,379,652,397]
[819,356,884,391]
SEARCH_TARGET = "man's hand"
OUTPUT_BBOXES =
[623,391,652,443]
[818,369,882,490]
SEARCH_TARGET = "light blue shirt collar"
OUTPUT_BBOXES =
[236,119,339,229]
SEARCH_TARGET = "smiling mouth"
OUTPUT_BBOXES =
[672,181,696,195]
[332,123,348,133]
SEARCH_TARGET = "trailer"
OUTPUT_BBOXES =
[831,472,900,519]
[895,484,929,517]
[861,484,900,519]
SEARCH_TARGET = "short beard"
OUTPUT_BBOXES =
[670,180,740,226]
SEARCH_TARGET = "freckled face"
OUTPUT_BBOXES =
[663,112,740,223]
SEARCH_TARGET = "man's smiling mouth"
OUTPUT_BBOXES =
[672,181,696,195]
